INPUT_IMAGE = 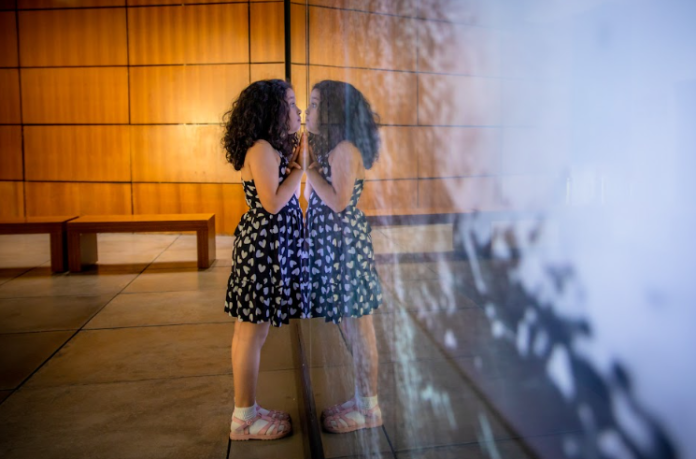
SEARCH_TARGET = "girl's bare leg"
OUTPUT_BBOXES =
[231,320,271,407]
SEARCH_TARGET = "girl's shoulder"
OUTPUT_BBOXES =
[247,139,281,162]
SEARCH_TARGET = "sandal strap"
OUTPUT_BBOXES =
[232,413,286,436]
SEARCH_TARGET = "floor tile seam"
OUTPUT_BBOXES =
[82,321,233,331]
[7,236,183,394]
[23,371,237,390]
[22,366,302,391]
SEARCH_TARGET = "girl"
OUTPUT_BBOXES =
[304,80,384,433]
[223,79,306,441]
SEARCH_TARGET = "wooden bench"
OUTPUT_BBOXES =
[66,214,216,272]
[0,216,78,272]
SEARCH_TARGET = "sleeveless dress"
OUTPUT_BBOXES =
[225,152,308,327]
[306,153,383,324]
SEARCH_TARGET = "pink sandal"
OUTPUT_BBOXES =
[256,403,291,421]
[322,405,382,434]
[229,413,292,441]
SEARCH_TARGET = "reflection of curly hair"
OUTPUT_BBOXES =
[310,80,380,169]
[222,79,296,171]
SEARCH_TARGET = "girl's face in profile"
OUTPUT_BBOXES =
[305,89,320,134]
[286,88,302,134]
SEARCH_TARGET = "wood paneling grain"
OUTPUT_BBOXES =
[0,69,21,124]
[25,182,132,216]
[131,125,239,183]
[129,65,249,124]
[0,126,23,180]
[19,8,127,67]
[0,181,24,218]
[21,68,129,124]
[365,126,418,180]
[24,126,131,182]
[291,3,306,64]
[128,0,244,5]
[309,6,417,71]
[128,3,248,65]
[310,66,417,125]
[19,0,124,8]
[133,183,247,235]
[417,127,500,178]
[291,65,307,111]
[418,73,501,126]
[250,64,285,83]
[358,179,418,211]
[251,2,284,63]
[0,12,18,67]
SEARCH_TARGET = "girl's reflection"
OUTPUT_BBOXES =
[304,80,384,433]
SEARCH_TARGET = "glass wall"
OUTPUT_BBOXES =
[296,1,693,458]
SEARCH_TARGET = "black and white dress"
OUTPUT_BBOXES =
[306,153,382,324]
[225,153,308,327]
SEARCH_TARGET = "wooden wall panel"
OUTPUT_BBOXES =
[0,181,24,218]
[418,73,501,126]
[0,126,23,180]
[251,2,284,63]
[291,65,308,111]
[365,126,418,180]
[24,126,131,182]
[418,21,500,76]
[418,177,499,210]
[0,69,21,124]
[417,127,500,178]
[128,3,248,65]
[131,125,239,183]
[0,12,18,67]
[133,183,247,235]
[291,3,306,64]
[309,6,417,71]
[19,9,127,67]
[129,65,249,124]
[19,0,123,8]
[25,182,132,216]
[310,66,417,125]
[0,1,16,11]
[21,68,129,124]
[250,64,285,83]
[128,0,244,5]
[358,179,418,211]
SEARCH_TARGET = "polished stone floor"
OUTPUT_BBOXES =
[0,225,560,459]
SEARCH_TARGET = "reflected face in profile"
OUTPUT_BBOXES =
[286,88,302,134]
[305,89,320,134]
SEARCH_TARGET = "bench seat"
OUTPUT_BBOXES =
[66,214,216,272]
[0,216,78,272]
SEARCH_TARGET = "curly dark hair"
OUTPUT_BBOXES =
[222,79,297,170]
[309,80,380,169]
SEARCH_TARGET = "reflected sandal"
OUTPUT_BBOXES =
[321,398,356,421]
[323,405,382,434]
[229,413,292,441]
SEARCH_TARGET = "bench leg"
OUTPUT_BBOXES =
[49,230,67,273]
[68,232,98,272]
[196,219,216,269]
